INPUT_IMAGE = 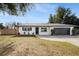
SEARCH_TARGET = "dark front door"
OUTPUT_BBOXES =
[36,27,39,35]
[51,29,54,35]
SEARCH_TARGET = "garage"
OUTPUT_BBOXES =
[51,28,70,35]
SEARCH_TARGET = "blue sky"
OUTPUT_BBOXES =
[0,3,79,25]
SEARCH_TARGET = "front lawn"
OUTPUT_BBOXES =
[0,35,79,56]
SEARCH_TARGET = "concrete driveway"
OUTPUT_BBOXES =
[37,35,79,46]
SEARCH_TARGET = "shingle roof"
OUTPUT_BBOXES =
[15,23,76,27]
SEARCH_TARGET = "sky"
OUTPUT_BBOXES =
[0,3,79,25]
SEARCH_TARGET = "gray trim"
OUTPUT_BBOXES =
[15,23,76,27]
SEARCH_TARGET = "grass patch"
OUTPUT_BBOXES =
[0,35,79,56]
[0,42,14,56]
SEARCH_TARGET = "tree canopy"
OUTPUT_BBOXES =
[0,23,5,29]
[49,6,78,25]
[0,3,33,15]
[49,14,54,23]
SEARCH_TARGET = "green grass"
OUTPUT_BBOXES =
[0,35,79,56]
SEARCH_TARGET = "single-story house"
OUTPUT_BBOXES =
[15,23,78,35]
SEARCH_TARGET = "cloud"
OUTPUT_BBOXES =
[35,4,48,13]
[34,3,58,14]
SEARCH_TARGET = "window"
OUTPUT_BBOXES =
[22,27,32,31]
[28,27,32,31]
[41,27,47,32]
[22,27,27,31]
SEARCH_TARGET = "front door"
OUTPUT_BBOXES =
[36,27,39,35]
[51,29,54,35]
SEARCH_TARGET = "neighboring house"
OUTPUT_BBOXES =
[15,23,78,35]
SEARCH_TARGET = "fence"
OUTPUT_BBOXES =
[0,29,16,35]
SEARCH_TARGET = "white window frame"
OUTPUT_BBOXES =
[22,27,32,31]
[28,27,32,31]
[41,27,47,32]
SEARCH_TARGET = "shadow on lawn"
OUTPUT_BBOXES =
[13,35,36,37]
[0,42,14,56]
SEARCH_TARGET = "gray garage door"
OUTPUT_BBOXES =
[52,28,70,35]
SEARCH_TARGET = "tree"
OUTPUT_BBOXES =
[56,7,66,23]
[0,3,33,15]
[49,14,54,23]
[64,14,77,24]
[75,18,79,25]
[55,7,76,24]
[0,4,33,28]
[5,22,21,29]
[48,6,78,25]
[0,23,5,29]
